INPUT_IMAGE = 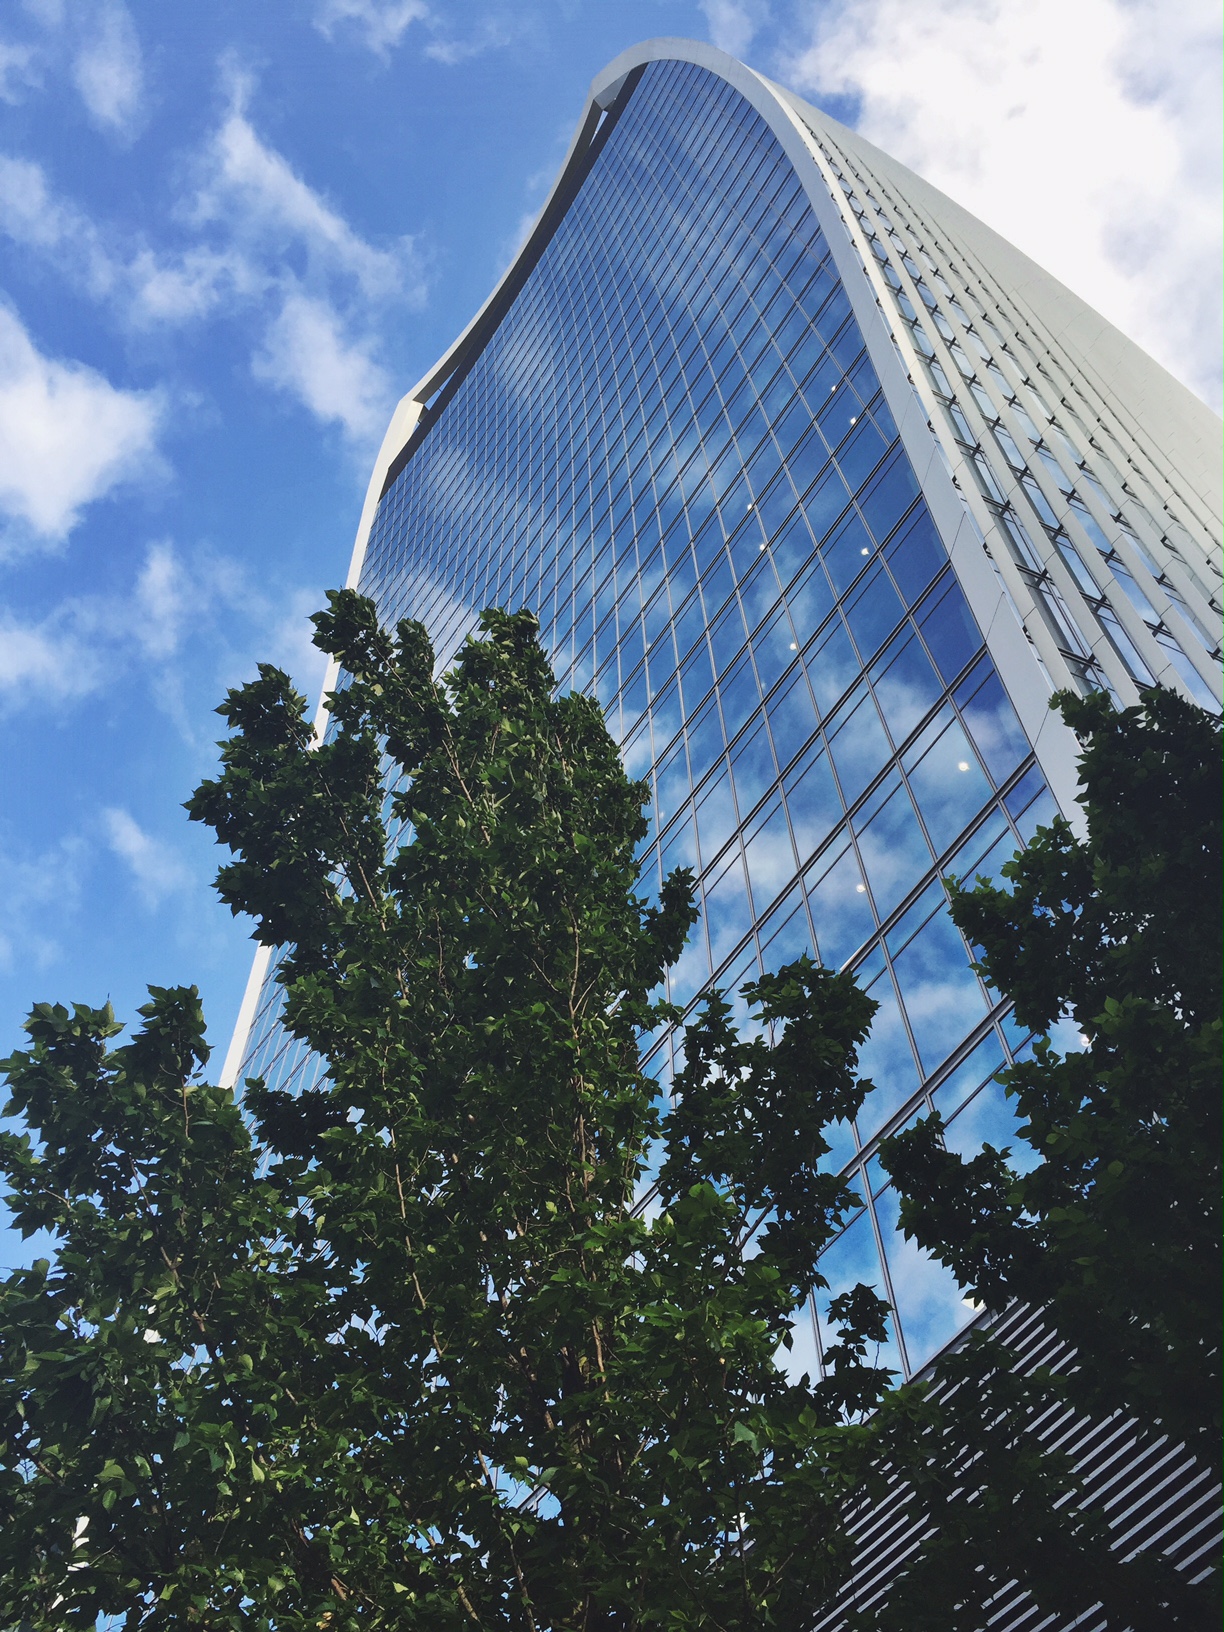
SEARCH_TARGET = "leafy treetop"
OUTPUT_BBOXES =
[1,593,893,1631]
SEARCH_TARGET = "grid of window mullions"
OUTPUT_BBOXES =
[642,560,997,882]
[404,137,913,672]
[412,212,959,727]
[647,655,1039,1051]
[599,394,889,715]
[827,142,1220,709]
[317,62,1077,1385]
[868,160,1221,600]
[656,746,1040,1063]
[801,152,1097,698]
[545,328,861,691]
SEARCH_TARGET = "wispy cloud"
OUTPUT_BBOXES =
[133,539,189,661]
[194,74,426,306]
[191,72,426,442]
[0,37,38,103]
[0,153,258,323]
[699,0,771,60]
[314,0,430,56]
[0,613,100,703]
[0,66,429,450]
[253,290,393,442]
[423,15,518,66]
[101,807,191,907]
[0,155,109,282]
[0,538,193,709]
[0,301,162,543]
[72,0,143,136]
[782,0,1223,410]
[0,538,326,721]
[314,0,523,65]
[0,807,188,988]
[0,830,86,975]
[491,138,568,279]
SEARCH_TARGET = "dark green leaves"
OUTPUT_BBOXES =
[0,987,320,1630]
[875,686,1222,1625]
[6,602,1217,1626]
[3,595,892,1628]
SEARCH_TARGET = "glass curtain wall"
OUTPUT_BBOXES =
[801,125,1223,715]
[240,58,1062,1382]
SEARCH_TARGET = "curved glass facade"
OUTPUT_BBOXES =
[243,58,1066,1383]
[800,120,1223,714]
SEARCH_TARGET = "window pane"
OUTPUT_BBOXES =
[870,624,943,747]
[854,775,932,921]
[890,904,987,1077]
[827,684,892,806]
[814,1211,903,1383]
[743,798,797,913]
[703,849,753,969]
[874,1185,970,1372]
[904,709,993,854]
[858,447,921,545]
[954,661,1031,786]
[843,561,905,662]
[784,741,843,862]
[805,839,875,969]
[855,963,920,1134]
[694,767,737,865]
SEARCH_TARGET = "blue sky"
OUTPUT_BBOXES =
[0,0,1218,1262]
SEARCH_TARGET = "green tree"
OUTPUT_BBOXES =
[874,687,1221,1629]
[0,595,893,1630]
[3,607,1217,1630]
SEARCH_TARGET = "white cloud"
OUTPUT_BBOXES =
[0,614,97,701]
[0,539,324,723]
[134,539,188,660]
[189,76,425,439]
[254,289,393,443]
[423,16,517,66]
[0,302,162,541]
[0,154,117,299]
[699,0,770,60]
[251,583,330,696]
[127,244,257,324]
[101,807,190,906]
[196,76,426,306]
[0,38,39,103]
[72,1,143,135]
[0,538,190,707]
[0,70,428,446]
[491,138,568,278]
[0,154,87,255]
[0,154,259,325]
[22,0,66,26]
[496,206,538,275]
[313,1,523,65]
[314,0,430,55]
[782,0,1223,410]
[0,830,85,974]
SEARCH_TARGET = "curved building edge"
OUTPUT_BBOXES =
[221,35,1222,1083]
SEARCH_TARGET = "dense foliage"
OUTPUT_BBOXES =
[876,686,1221,1629]
[1,599,1217,1630]
[0,595,893,1630]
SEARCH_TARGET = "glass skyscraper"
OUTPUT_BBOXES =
[223,38,1221,1590]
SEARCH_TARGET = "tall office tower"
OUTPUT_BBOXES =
[224,37,1222,1614]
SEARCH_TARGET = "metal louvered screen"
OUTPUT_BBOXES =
[810,1301,1221,1629]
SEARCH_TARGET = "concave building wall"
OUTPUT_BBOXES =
[225,39,1223,1621]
